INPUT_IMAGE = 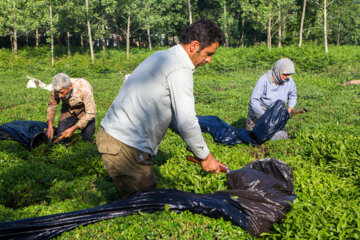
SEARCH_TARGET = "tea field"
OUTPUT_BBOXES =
[0,44,359,239]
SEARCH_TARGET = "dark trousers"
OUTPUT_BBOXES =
[56,115,95,142]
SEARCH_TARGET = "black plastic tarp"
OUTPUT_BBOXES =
[0,158,296,239]
[198,100,290,146]
[0,121,48,150]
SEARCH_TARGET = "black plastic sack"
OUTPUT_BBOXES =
[0,121,48,150]
[218,158,296,236]
[251,100,290,145]
[197,100,290,146]
[0,158,296,239]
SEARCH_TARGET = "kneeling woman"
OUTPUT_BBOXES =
[246,58,297,140]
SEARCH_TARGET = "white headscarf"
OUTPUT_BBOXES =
[270,58,296,85]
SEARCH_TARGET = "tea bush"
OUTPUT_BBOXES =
[0,44,359,239]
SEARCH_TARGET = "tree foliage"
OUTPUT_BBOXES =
[0,0,358,58]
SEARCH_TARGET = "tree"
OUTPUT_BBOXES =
[0,0,27,57]
[327,0,360,45]
[323,0,328,53]
[104,0,144,58]
[20,0,48,48]
[217,0,229,47]
[57,0,85,56]
[49,3,54,65]
[299,0,306,47]
[188,0,193,24]
[85,0,94,63]
[275,0,298,47]
[11,0,18,57]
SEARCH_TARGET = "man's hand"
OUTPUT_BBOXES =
[62,125,79,138]
[288,107,292,113]
[46,122,54,140]
[200,153,221,174]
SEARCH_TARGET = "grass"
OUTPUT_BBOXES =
[0,44,359,239]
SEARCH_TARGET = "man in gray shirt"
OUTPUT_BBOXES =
[96,19,225,198]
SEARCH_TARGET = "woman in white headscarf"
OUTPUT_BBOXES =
[246,58,297,140]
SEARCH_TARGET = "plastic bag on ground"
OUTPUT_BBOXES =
[0,121,48,150]
[0,158,296,239]
[197,100,290,146]
[218,158,296,236]
[251,100,290,144]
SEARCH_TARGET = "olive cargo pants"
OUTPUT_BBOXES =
[96,127,157,198]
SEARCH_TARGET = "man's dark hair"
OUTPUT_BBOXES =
[180,18,225,50]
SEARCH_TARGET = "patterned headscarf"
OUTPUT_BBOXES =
[271,58,296,85]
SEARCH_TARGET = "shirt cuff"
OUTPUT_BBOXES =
[192,145,210,160]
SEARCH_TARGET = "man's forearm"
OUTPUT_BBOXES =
[70,124,79,131]
[76,113,95,130]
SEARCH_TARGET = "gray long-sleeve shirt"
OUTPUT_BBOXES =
[101,44,209,159]
[249,71,297,118]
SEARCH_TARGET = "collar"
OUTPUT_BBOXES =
[68,88,73,98]
[176,44,195,73]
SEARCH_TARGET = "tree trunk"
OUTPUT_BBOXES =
[188,0,192,24]
[223,0,229,47]
[35,29,39,47]
[13,29,18,58]
[113,16,121,49]
[67,32,71,56]
[86,0,95,63]
[126,12,130,59]
[267,7,272,50]
[324,0,328,53]
[102,14,106,51]
[282,16,287,44]
[299,0,306,47]
[147,28,152,51]
[10,35,14,52]
[80,34,84,54]
[278,7,281,47]
[26,31,29,45]
[50,5,54,65]
[240,18,245,48]
[12,0,18,58]
[145,5,152,51]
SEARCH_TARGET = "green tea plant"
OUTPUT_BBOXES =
[0,44,359,239]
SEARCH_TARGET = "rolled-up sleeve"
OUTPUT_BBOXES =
[250,76,266,117]
[76,90,96,129]
[168,69,209,159]
[47,91,59,123]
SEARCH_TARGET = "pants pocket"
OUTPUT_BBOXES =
[96,127,122,155]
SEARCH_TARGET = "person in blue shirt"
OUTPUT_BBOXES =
[246,58,297,140]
